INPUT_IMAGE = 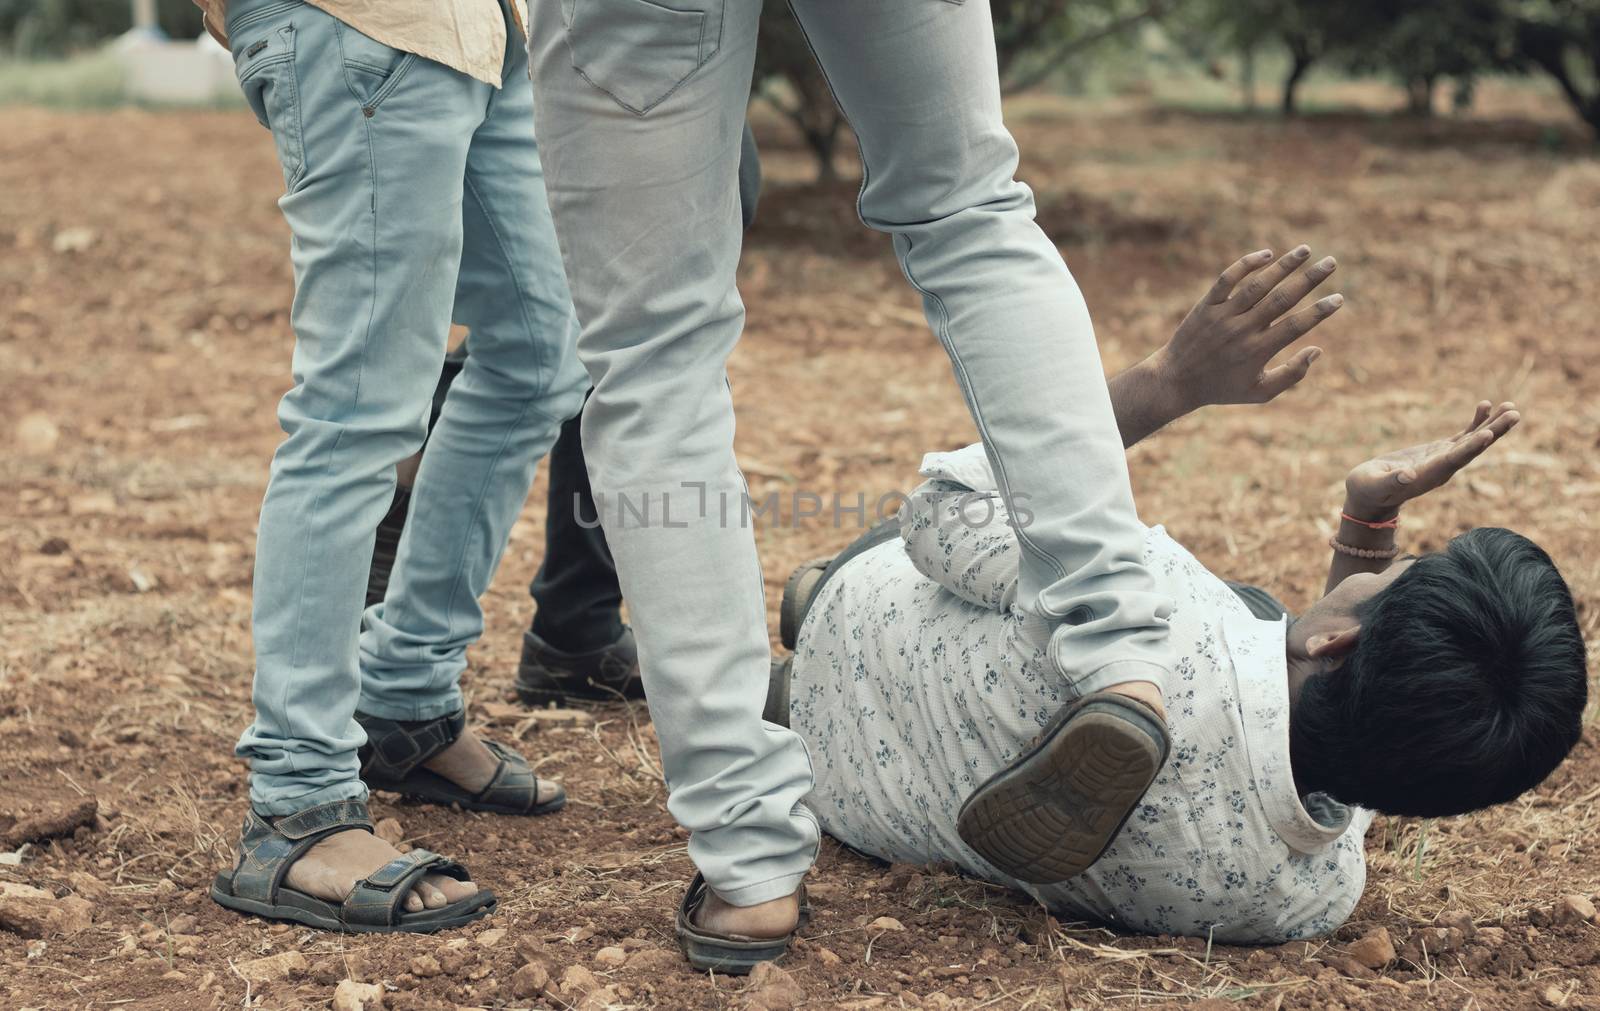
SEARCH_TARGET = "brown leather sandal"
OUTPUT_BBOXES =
[674,872,810,974]
[356,709,565,816]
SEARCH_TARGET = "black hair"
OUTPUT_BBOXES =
[1290,527,1587,817]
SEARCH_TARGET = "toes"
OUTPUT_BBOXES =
[413,881,448,909]
[433,875,479,904]
[414,874,480,908]
[404,891,424,912]
[538,778,566,806]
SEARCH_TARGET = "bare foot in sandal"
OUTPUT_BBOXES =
[279,729,560,911]
[693,889,801,938]
[285,829,478,911]
[422,727,564,804]
[356,711,566,816]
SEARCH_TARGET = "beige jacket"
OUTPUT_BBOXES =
[194,0,528,87]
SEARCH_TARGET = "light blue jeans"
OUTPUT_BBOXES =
[226,0,587,816]
[526,0,1175,905]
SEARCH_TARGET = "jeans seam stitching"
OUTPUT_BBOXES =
[565,1,719,117]
[462,167,552,390]
[227,0,300,37]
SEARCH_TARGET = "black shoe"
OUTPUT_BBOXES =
[514,625,642,706]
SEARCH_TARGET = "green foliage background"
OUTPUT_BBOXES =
[1,0,1597,141]
[0,0,203,57]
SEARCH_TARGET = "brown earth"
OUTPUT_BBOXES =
[2,82,1600,1010]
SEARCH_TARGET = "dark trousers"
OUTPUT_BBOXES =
[527,404,622,652]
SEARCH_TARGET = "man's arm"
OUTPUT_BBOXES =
[1107,246,1343,449]
[900,477,1020,610]
[1326,401,1521,593]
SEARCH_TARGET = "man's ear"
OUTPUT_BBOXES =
[1306,624,1361,661]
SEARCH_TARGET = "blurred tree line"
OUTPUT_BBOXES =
[4,0,1596,163]
[1173,0,1598,131]
[1,0,200,55]
[756,0,1600,179]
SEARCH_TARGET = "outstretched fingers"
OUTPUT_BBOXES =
[1244,254,1339,329]
[1253,346,1324,402]
[1413,405,1521,487]
[1459,400,1494,436]
[1261,292,1345,354]
[1205,248,1276,305]
[1230,245,1312,314]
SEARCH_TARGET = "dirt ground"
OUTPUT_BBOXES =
[3,81,1600,1010]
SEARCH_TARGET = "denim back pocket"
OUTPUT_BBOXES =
[334,20,418,113]
[565,0,724,116]
[233,22,306,192]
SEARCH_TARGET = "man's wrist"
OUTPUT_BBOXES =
[1142,349,1202,419]
[1341,497,1402,524]
[1338,499,1401,549]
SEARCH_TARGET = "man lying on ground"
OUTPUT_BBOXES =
[770,253,1586,944]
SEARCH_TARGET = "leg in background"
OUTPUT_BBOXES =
[516,404,645,705]
[528,407,625,653]
[366,347,468,609]
[358,17,588,735]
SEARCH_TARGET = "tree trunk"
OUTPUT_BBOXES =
[1515,21,1600,142]
[1281,52,1312,116]
[1406,75,1437,117]
[1241,44,1257,112]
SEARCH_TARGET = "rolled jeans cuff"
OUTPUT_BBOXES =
[711,869,811,908]
[356,687,465,723]
[1070,659,1170,699]
[249,777,369,819]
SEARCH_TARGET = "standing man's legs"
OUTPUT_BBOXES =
[756,0,1175,879]
[368,123,766,705]
[357,9,589,766]
[526,0,1172,944]
[527,0,816,946]
[226,0,500,910]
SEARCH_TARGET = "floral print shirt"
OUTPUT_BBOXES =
[790,443,1373,944]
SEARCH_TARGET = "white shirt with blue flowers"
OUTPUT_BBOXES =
[790,443,1373,944]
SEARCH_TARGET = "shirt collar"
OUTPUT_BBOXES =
[1221,611,1354,853]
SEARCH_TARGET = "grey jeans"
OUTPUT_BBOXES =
[526,0,1174,905]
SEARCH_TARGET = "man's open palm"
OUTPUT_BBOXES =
[1345,401,1521,516]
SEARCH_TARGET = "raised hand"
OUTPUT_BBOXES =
[1156,245,1344,409]
[1344,401,1522,519]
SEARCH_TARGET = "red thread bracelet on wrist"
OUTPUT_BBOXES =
[1341,511,1400,531]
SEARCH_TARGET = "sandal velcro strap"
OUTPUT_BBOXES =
[271,798,374,840]
[356,709,467,783]
[342,849,468,927]
[230,799,375,904]
[472,740,540,812]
